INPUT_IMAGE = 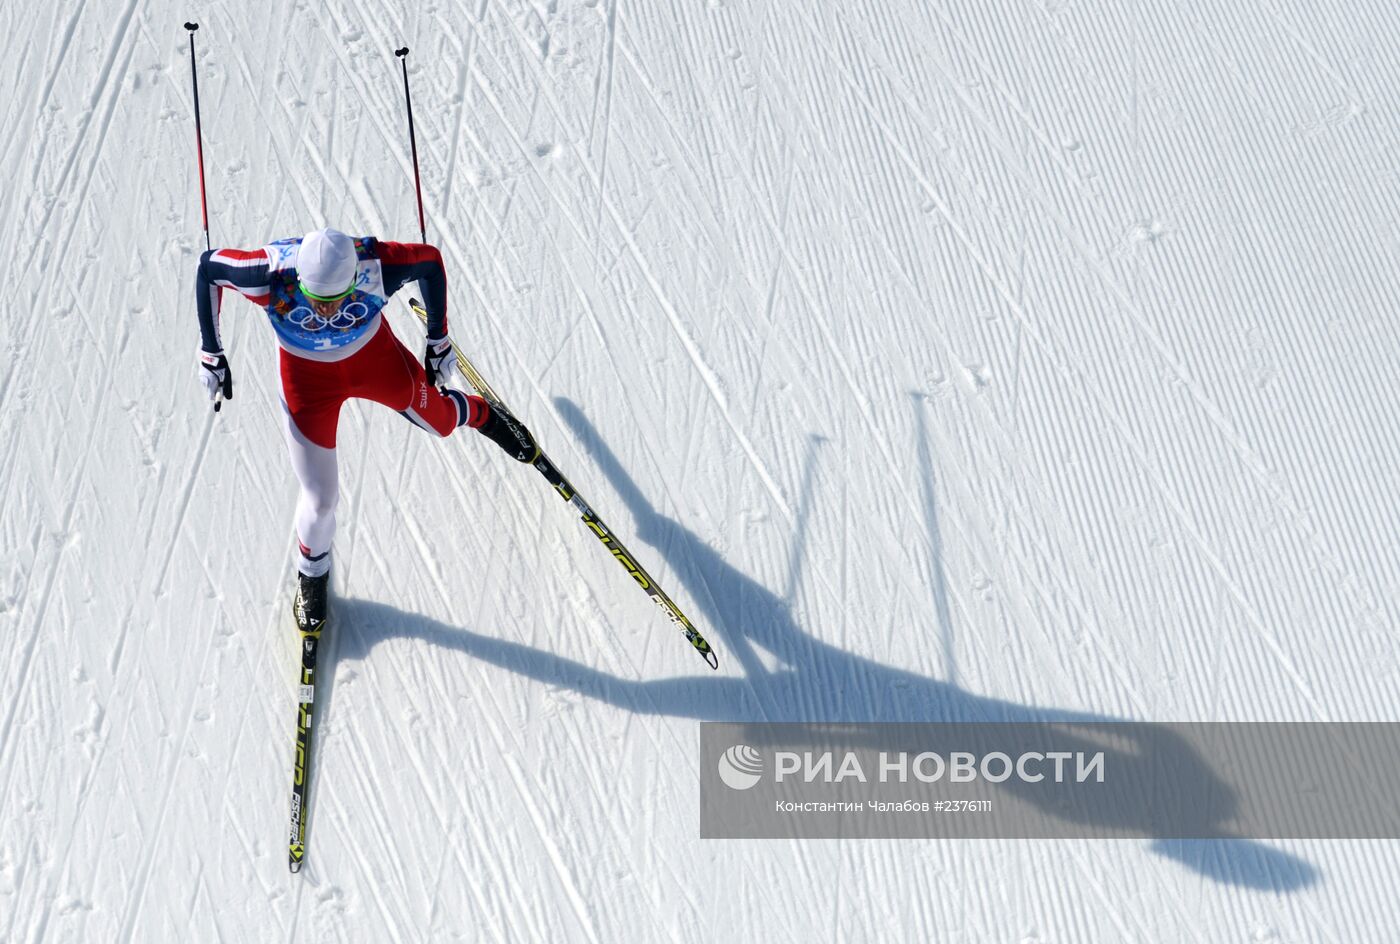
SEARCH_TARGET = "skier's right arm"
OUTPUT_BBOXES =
[195,248,272,351]
[194,248,272,407]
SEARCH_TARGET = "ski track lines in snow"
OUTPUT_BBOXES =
[928,5,1380,712]
[3,0,1400,941]
[796,4,1305,717]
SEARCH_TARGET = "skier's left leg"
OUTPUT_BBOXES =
[350,321,540,461]
[349,321,483,435]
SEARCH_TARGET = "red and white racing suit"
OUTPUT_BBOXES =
[195,235,487,576]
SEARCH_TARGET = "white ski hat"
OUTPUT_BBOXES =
[298,228,358,300]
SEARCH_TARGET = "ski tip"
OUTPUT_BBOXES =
[289,859,302,874]
[704,649,719,671]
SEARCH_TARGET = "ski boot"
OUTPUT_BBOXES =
[294,571,329,632]
[476,400,539,463]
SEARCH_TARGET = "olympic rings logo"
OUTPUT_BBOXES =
[286,301,371,332]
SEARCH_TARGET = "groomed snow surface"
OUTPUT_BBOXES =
[3,0,1399,940]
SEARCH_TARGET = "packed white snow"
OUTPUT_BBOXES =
[2,0,1398,940]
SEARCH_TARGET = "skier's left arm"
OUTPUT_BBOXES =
[378,241,448,338]
[377,240,453,386]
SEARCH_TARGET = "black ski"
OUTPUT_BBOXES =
[287,595,327,872]
[408,298,718,669]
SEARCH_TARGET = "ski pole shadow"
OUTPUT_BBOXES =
[912,393,957,688]
[330,396,1319,892]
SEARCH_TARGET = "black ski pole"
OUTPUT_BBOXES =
[184,23,211,253]
[395,47,427,243]
[185,22,224,413]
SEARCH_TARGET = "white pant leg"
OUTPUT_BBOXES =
[280,400,338,577]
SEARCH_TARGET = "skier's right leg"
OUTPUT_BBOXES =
[280,401,339,578]
[277,350,349,583]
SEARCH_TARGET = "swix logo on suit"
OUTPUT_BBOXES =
[264,236,387,353]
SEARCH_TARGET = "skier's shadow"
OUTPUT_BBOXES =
[334,396,1317,892]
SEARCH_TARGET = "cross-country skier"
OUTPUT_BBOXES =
[194,228,537,624]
